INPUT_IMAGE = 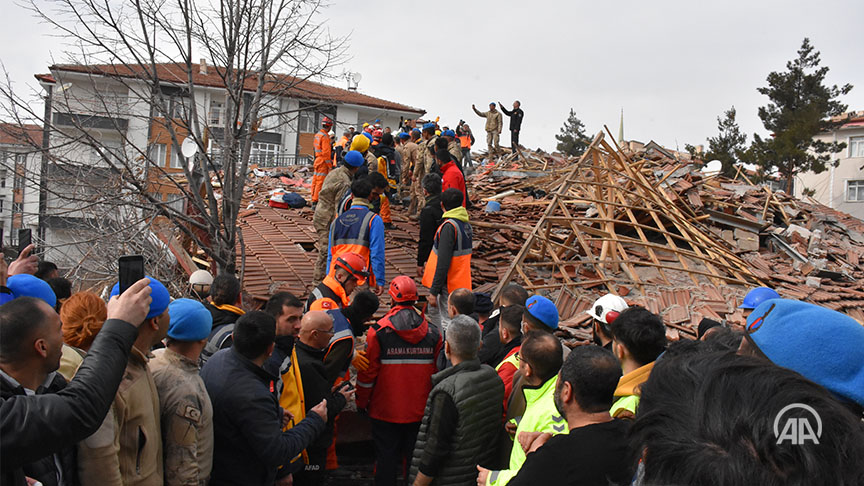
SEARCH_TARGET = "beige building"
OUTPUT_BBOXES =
[795,111,864,220]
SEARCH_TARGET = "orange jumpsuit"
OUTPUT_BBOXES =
[311,129,333,202]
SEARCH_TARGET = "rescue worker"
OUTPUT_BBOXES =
[150,299,214,486]
[499,100,524,151]
[478,331,566,486]
[337,172,393,229]
[439,150,467,208]
[442,130,462,165]
[494,305,524,411]
[396,132,413,201]
[472,102,503,156]
[312,150,365,283]
[457,123,475,173]
[357,276,442,486]
[423,188,472,332]
[306,252,368,311]
[349,133,372,178]
[326,178,386,295]
[311,116,334,205]
[608,307,666,420]
[587,294,628,351]
[373,133,401,207]
[406,128,424,216]
[333,130,351,165]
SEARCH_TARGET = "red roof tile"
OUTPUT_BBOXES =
[0,123,43,147]
[48,63,425,115]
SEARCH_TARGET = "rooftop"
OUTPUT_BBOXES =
[41,63,425,115]
[0,122,43,147]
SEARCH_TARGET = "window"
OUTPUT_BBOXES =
[298,110,315,133]
[850,137,864,158]
[169,147,184,169]
[0,169,6,188]
[251,142,281,164]
[209,100,224,127]
[846,180,864,202]
[0,197,4,213]
[149,143,167,166]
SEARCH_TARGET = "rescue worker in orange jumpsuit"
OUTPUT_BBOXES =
[311,116,334,204]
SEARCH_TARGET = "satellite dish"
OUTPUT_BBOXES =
[353,72,362,83]
[181,138,199,158]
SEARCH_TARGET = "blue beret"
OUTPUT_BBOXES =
[525,295,559,330]
[166,298,212,341]
[398,132,410,139]
[344,150,365,167]
[422,123,436,131]
[7,274,57,308]
[110,276,171,319]
[442,130,456,137]
[489,102,496,107]
[411,128,421,134]
[747,299,864,406]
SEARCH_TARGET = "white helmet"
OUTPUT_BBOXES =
[586,294,628,324]
[189,269,214,286]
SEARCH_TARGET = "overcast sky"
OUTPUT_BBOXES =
[1,0,862,152]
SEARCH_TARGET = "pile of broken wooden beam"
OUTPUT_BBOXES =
[478,131,864,344]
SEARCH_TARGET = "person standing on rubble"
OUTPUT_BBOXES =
[311,117,334,206]
[472,103,502,156]
[422,188,473,332]
[457,122,475,173]
[312,150,364,283]
[411,124,438,218]
[499,101,524,151]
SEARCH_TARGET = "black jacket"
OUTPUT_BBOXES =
[418,194,444,266]
[205,302,243,328]
[201,347,325,486]
[0,319,138,486]
[500,106,524,131]
[478,310,501,366]
[294,342,348,457]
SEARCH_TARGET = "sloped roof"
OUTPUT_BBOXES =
[0,123,43,147]
[47,63,425,115]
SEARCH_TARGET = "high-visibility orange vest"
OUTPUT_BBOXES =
[459,134,472,149]
[329,206,378,287]
[422,218,472,292]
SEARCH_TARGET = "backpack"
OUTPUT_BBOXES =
[199,324,234,367]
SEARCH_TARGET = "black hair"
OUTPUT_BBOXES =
[435,137,449,151]
[381,133,394,146]
[46,277,72,310]
[343,290,380,336]
[350,177,373,199]
[421,173,442,195]
[559,345,621,413]
[697,317,723,339]
[232,311,276,360]
[522,307,554,333]
[264,292,303,318]
[441,188,464,211]
[35,261,58,280]
[422,125,435,135]
[367,171,389,190]
[632,352,864,485]
[0,297,51,363]
[609,306,666,366]
[210,273,241,306]
[702,327,745,352]
[499,304,523,335]
[448,288,474,316]
[520,330,563,383]
[500,283,529,306]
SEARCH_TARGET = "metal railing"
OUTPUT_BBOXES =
[206,153,313,169]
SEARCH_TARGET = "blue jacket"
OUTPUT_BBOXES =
[201,348,325,486]
[326,202,386,286]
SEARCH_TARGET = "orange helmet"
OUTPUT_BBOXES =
[389,276,418,303]
[334,253,369,279]
[310,298,339,311]
[322,116,334,128]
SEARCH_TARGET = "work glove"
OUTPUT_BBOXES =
[352,349,370,371]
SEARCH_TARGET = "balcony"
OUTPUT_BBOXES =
[52,96,130,131]
[206,153,312,169]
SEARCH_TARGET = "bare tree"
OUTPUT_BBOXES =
[1,0,345,278]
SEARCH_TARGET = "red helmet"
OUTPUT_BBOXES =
[322,116,334,128]
[334,253,368,279]
[372,129,383,139]
[389,276,418,303]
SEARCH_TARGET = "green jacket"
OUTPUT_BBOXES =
[487,375,567,486]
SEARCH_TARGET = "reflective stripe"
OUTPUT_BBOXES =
[489,471,500,484]
[379,358,436,365]
[332,210,375,247]
[311,288,324,301]
[356,381,374,388]
[330,329,353,343]
[313,172,328,177]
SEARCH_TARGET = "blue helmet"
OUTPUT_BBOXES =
[344,150,365,167]
[739,287,781,310]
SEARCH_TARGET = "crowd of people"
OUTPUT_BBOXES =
[1,110,864,486]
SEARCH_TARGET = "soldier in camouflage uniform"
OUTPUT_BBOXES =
[150,299,214,486]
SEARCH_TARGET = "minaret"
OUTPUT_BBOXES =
[618,108,624,144]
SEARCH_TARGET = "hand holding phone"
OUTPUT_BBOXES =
[17,229,31,257]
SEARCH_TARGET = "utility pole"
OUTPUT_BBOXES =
[37,82,53,246]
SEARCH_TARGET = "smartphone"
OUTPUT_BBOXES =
[118,255,145,295]
[340,381,355,392]
[17,229,31,256]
